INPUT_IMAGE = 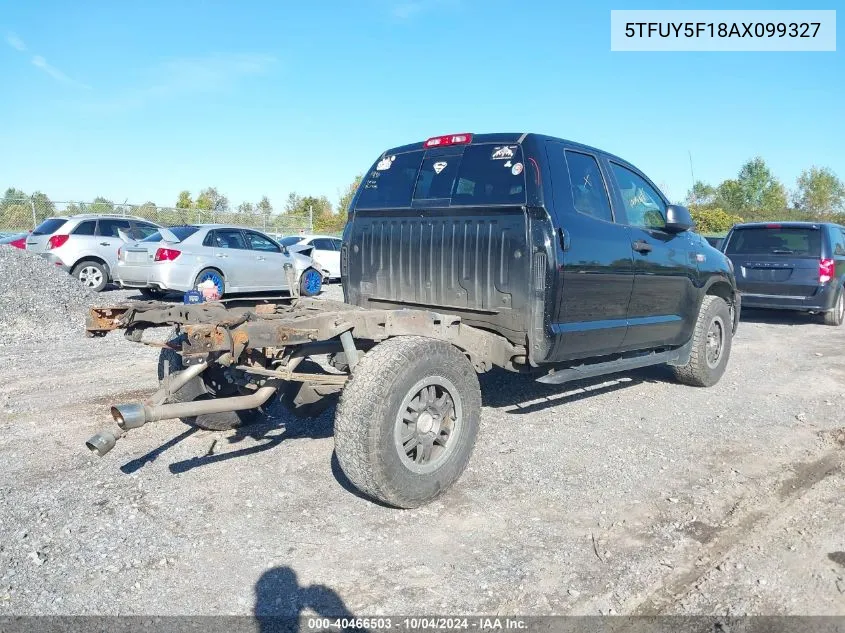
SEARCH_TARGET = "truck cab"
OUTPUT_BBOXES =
[342,132,739,370]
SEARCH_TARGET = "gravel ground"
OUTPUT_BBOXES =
[0,288,843,617]
[0,248,98,344]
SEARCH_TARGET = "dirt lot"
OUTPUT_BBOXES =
[0,285,843,617]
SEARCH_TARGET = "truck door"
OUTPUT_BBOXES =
[545,143,635,361]
[605,161,699,351]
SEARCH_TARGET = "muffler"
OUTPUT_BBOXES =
[85,429,123,456]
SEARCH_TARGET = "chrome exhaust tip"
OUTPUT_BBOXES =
[110,403,148,430]
[86,430,120,457]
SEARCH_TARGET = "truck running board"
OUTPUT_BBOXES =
[536,345,690,385]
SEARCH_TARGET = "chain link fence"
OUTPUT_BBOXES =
[0,197,316,237]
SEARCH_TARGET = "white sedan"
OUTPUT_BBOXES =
[277,234,342,280]
[114,224,327,299]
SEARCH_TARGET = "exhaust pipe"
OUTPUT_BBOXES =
[85,429,123,456]
[111,384,279,429]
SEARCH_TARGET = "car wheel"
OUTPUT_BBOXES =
[299,268,323,297]
[334,336,481,508]
[671,295,733,388]
[823,288,845,326]
[195,268,225,299]
[72,261,108,292]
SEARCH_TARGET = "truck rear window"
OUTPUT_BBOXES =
[726,227,821,257]
[355,144,527,210]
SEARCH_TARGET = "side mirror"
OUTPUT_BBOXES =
[281,245,289,255]
[664,205,694,233]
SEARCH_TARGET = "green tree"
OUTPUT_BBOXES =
[686,181,717,207]
[237,201,256,215]
[30,191,54,217]
[196,187,229,215]
[2,188,28,206]
[337,175,362,215]
[284,192,305,215]
[719,157,787,216]
[691,207,744,234]
[257,196,273,216]
[175,191,193,209]
[794,166,845,216]
[89,196,115,214]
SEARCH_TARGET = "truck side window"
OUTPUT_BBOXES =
[610,163,667,230]
[564,151,613,223]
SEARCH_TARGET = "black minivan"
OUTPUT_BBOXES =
[723,221,845,325]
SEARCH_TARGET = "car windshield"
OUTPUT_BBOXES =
[31,218,68,236]
[725,227,822,257]
[355,143,528,210]
[278,236,304,246]
[141,226,200,243]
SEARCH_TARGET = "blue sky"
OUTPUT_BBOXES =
[2,0,842,209]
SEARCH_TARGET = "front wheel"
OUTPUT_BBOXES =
[334,336,481,508]
[823,289,844,326]
[299,268,323,297]
[672,295,733,387]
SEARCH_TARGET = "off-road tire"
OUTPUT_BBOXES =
[72,260,108,292]
[334,336,481,508]
[157,339,261,431]
[672,295,733,388]
[823,288,844,326]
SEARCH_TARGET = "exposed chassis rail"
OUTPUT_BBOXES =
[85,297,525,457]
[87,297,525,372]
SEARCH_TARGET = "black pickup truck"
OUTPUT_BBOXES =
[86,132,739,508]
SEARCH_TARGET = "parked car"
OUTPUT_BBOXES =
[113,224,326,298]
[25,215,164,291]
[723,221,845,325]
[277,234,342,279]
[0,231,29,249]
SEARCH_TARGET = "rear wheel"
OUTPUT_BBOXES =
[334,336,481,508]
[195,268,225,299]
[672,295,733,387]
[823,289,844,326]
[299,268,323,297]
[158,337,263,431]
[73,261,108,292]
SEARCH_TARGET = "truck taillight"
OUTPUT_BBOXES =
[423,133,473,148]
[154,248,181,262]
[47,234,69,249]
[819,258,835,283]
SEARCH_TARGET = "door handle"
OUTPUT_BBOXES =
[256,256,266,261]
[558,227,570,251]
[215,253,227,259]
[99,242,110,246]
[632,240,653,253]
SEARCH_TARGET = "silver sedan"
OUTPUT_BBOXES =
[113,224,327,299]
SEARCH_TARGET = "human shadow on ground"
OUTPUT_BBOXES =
[254,565,364,633]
